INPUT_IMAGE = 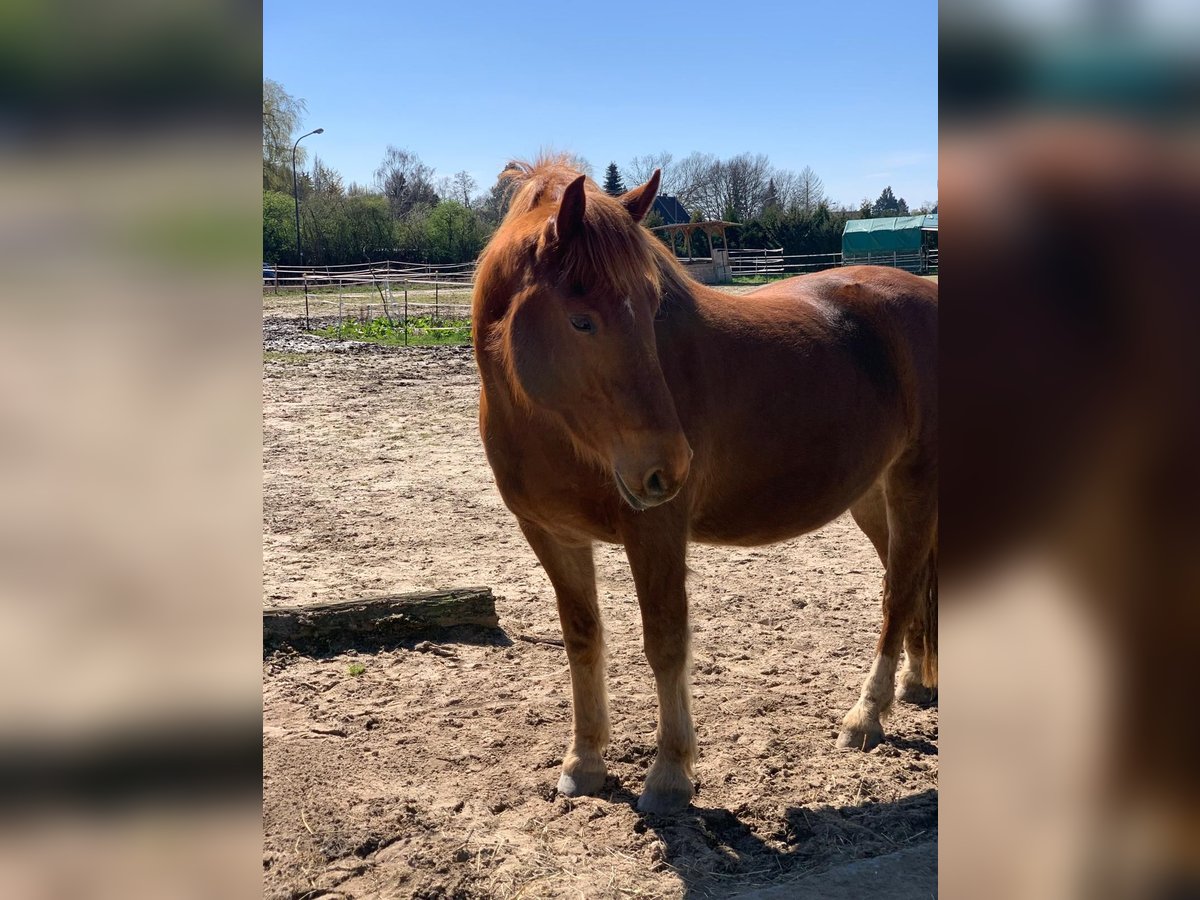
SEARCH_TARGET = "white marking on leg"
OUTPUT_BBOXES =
[641,662,696,810]
[568,650,610,752]
[654,664,695,771]
[900,646,924,688]
[860,651,898,718]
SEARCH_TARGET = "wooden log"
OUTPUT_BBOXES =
[263,586,499,654]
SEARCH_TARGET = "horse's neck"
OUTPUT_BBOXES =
[656,264,729,331]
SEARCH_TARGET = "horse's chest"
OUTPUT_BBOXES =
[481,421,619,543]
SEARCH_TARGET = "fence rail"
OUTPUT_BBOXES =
[267,248,936,293]
[264,260,476,292]
[264,249,937,336]
[728,249,937,277]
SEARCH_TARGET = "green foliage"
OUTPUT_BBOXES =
[263,190,296,263]
[264,144,495,266]
[347,662,366,677]
[316,315,472,347]
[732,274,792,285]
[263,79,307,192]
[300,191,396,267]
[425,201,487,264]
[727,202,849,257]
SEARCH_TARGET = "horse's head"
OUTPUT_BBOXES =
[478,162,691,510]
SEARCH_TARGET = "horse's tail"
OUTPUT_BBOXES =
[920,542,938,687]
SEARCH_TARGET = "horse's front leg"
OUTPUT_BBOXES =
[624,519,695,815]
[518,519,609,796]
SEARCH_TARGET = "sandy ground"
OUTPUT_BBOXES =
[262,305,937,899]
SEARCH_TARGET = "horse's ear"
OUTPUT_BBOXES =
[553,174,588,244]
[620,169,661,223]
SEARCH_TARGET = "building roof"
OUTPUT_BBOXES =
[653,194,690,226]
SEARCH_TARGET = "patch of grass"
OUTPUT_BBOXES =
[731,274,794,285]
[347,662,366,677]
[316,315,471,347]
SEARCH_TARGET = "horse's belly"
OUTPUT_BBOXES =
[686,428,895,546]
[689,483,863,546]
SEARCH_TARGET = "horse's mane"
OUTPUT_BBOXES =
[483,155,691,304]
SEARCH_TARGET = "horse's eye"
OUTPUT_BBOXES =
[569,315,593,333]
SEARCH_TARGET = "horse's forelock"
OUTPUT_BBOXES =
[501,155,586,217]
[557,208,660,302]
[495,157,661,302]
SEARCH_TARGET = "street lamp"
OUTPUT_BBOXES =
[292,127,324,330]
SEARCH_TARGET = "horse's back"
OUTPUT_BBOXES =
[747,267,937,337]
[751,266,938,440]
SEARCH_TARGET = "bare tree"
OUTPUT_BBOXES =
[671,152,720,216]
[452,171,477,207]
[564,153,595,179]
[310,156,344,198]
[795,166,826,214]
[475,174,517,228]
[433,172,478,207]
[374,146,438,218]
[627,151,675,193]
[684,153,774,221]
[731,153,775,220]
[767,169,800,211]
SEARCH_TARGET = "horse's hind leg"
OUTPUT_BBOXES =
[850,482,889,565]
[518,519,609,796]
[897,546,937,705]
[623,517,695,815]
[838,460,937,750]
[850,484,927,705]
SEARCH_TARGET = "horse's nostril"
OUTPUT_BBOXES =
[646,469,668,498]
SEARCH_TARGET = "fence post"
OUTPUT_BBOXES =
[893,251,897,268]
[303,271,310,331]
[404,282,409,347]
[434,277,439,321]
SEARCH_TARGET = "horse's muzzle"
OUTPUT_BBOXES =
[614,447,690,510]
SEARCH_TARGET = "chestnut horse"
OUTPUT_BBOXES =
[472,159,937,814]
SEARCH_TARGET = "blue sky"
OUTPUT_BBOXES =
[264,0,937,209]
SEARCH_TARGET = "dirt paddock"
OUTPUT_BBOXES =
[262,302,938,899]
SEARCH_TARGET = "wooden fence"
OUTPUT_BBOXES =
[728,248,937,277]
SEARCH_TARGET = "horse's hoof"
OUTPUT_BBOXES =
[897,681,937,706]
[836,722,884,751]
[557,769,605,797]
[637,787,692,816]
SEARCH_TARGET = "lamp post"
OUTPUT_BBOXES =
[292,127,324,330]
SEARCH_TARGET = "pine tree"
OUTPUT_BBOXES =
[871,186,909,218]
[762,178,779,214]
[603,162,626,196]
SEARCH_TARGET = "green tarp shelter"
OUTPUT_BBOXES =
[842,214,938,271]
